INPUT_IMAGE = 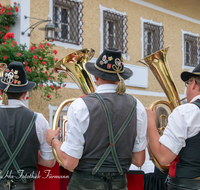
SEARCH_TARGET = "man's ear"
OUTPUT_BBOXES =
[191,79,196,90]
[21,91,27,99]
[94,76,98,81]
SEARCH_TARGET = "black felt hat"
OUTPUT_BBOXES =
[0,61,35,92]
[181,64,200,82]
[85,48,133,81]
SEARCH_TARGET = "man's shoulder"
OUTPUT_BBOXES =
[173,102,199,115]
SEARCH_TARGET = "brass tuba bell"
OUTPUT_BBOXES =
[137,46,182,173]
[52,48,96,168]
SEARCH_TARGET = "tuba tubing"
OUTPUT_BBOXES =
[52,48,96,168]
[137,46,182,173]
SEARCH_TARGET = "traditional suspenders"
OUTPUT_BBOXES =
[192,99,200,108]
[92,93,137,175]
[0,112,37,183]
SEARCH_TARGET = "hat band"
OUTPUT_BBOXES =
[94,63,124,74]
[1,79,28,93]
[1,79,28,87]
[192,72,200,75]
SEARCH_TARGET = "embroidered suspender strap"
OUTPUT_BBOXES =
[94,93,123,175]
[192,99,200,108]
[92,93,137,175]
[0,130,27,183]
[0,112,37,183]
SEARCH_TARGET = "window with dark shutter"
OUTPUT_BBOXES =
[103,10,128,53]
[143,22,164,57]
[184,34,199,67]
[53,0,83,45]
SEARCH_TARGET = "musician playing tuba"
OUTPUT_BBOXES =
[146,63,200,190]
[46,48,147,190]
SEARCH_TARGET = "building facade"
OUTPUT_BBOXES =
[2,0,200,147]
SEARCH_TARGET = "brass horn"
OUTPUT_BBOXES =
[137,46,182,173]
[0,63,7,100]
[0,63,7,77]
[52,48,96,168]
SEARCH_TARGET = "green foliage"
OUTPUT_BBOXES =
[0,33,67,101]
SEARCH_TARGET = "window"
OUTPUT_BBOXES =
[184,34,199,67]
[143,22,163,57]
[53,0,83,45]
[103,10,127,53]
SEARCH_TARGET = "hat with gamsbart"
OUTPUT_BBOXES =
[0,61,35,105]
[85,48,133,95]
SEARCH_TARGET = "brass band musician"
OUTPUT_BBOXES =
[146,63,200,190]
[46,48,147,190]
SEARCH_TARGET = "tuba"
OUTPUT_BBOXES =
[52,48,96,168]
[137,46,182,173]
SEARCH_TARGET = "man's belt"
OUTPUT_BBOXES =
[166,175,200,189]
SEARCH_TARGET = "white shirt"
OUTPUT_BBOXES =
[61,84,147,159]
[159,95,200,155]
[0,99,54,160]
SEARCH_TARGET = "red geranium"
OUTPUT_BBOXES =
[15,6,18,12]
[12,41,17,45]
[30,46,35,51]
[2,32,14,40]
[39,44,44,49]
[46,43,50,47]
[53,50,57,55]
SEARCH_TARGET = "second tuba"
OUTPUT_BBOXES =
[137,46,182,173]
[52,48,96,168]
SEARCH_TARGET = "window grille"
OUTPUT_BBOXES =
[184,34,199,67]
[53,0,83,45]
[143,22,164,57]
[103,10,128,53]
[199,38,200,65]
